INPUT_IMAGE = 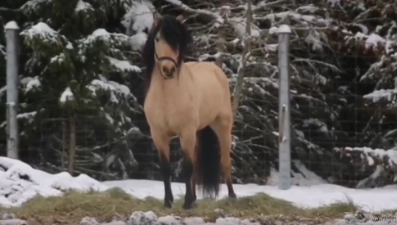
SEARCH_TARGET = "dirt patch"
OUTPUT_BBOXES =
[0,188,371,224]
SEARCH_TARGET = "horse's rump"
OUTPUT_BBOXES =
[184,62,232,129]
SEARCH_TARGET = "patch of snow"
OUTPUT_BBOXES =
[265,11,325,25]
[87,78,131,104]
[128,211,157,225]
[80,28,112,47]
[92,28,110,37]
[107,57,141,73]
[337,147,397,167]
[229,17,260,39]
[1,157,397,213]
[108,81,130,96]
[17,111,37,123]
[75,0,93,12]
[164,0,224,26]
[105,113,114,124]
[25,76,41,93]
[216,217,259,225]
[0,44,5,56]
[5,21,19,30]
[20,0,50,15]
[296,4,318,13]
[50,53,66,64]
[385,40,393,54]
[157,215,182,224]
[0,157,107,207]
[121,0,154,36]
[354,31,367,40]
[20,76,41,93]
[266,160,326,187]
[268,26,278,35]
[0,86,6,98]
[356,165,383,189]
[66,42,73,49]
[363,89,397,102]
[103,179,397,212]
[265,44,278,52]
[128,32,147,51]
[302,118,328,133]
[305,30,323,51]
[59,87,74,103]
[21,22,57,40]
[365,33,385,49]
[277,24,291,34]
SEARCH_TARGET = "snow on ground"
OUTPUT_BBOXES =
[1,157,397,214]
[0,157,107,207]
[102,180,397,213]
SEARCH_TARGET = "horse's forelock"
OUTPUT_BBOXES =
[160,15,192,64]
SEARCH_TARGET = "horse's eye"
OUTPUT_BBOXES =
[155,37,159,42]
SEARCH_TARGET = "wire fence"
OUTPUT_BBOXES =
[2,17,397,192]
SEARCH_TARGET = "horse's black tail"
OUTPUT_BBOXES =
[195,126,221,198]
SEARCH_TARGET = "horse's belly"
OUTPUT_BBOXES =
[144,100,196,136]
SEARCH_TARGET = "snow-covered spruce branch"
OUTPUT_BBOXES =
[293,58,343,73]
[164,0,223,23]
[334,147,397,169]
[253,0,290,12]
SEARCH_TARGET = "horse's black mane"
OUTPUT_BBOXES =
[142,15,193,97]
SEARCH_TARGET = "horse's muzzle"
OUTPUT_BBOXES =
[154,52,178,79]
[162,65,176,78]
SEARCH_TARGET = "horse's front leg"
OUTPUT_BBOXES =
[180,129,197,210]
[151,130,173,208]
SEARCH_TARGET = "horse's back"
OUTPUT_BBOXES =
[185,61,230,93]
[184,61,232,128]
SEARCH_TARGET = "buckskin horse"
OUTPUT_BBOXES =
[142,13,237,209]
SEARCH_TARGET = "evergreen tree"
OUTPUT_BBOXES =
[15,0,143,178]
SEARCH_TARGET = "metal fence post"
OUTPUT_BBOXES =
[277,24,291,190]
[5,21,19,159]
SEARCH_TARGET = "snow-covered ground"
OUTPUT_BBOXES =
[1,156,397,214]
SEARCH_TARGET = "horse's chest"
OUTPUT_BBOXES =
[144,90,195,132]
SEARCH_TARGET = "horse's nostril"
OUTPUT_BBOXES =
[162,66,169,75]
[170,67,175,75]
[162,66,175,77]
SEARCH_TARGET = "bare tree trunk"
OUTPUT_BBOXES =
[232,0,252,118]
[68,115,76,174]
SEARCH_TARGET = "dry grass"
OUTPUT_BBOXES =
[1,188,359,224]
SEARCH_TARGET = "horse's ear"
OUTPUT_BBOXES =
[152,11,162,27]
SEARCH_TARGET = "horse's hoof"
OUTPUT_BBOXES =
[164,201,172,208]
[228,193,237,199]
[182,201,195,210]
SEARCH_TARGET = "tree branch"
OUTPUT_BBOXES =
[232,0,252,118]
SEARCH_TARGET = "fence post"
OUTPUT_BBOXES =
[5,21,19,159]
[277,24,291,190]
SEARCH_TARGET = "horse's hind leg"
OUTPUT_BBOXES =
[151,129,173,208]
[210,118,237,199]
[179,129,197,209]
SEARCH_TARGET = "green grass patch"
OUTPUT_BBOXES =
[0,188,361,224]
